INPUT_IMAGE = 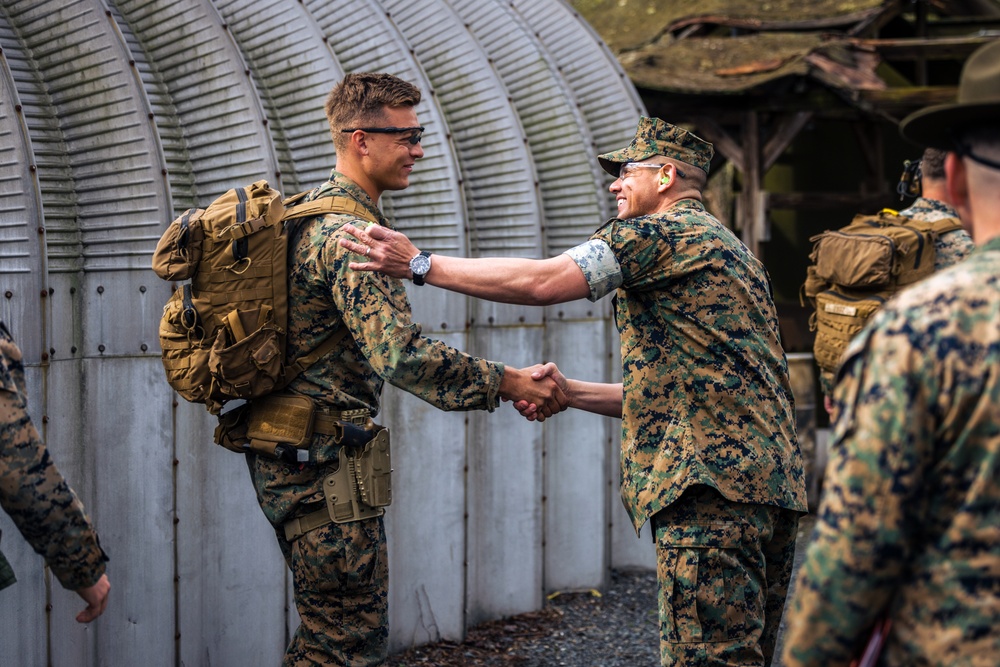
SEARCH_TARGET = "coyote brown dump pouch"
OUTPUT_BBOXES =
[152,180,377,416]
[802,210,962,378]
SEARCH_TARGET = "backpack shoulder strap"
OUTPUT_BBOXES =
[283,195,379,224]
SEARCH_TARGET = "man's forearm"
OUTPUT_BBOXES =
[427,254,589,306]
[565,380,622,418]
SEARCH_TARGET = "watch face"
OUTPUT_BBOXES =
[410,253,431,276]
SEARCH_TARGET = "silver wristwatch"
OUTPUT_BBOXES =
[408,251,432,286]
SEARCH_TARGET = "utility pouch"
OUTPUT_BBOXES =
[244,393,315,463]
[213,403,250,454]
[323,427,392,524]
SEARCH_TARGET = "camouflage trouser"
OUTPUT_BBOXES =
[652,485,799,667]
[279,515,389,667]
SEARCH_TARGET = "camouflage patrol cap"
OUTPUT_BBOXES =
[598,116,714,176]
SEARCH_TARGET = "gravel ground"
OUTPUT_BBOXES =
[386,516,818,667]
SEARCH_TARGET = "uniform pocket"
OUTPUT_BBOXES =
[657,520,757,644]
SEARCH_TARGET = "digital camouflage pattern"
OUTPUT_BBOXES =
[897,196,975,270]
[0,322,107,592]
[247,170,504,666]
[654,485,798,667]
[782,237,1000,667]
[597,116,714,176]
[571,199,807,533]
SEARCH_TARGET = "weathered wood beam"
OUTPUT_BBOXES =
[851,35,996,60]
[763,112,813,172]
[693,118,744,172]
[740,111,765,255]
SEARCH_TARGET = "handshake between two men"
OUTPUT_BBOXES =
[339,223,626,424]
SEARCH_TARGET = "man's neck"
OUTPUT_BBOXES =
[336,161,381,203]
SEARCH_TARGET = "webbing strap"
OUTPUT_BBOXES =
[283,507,332,542]
[282,195,379,224]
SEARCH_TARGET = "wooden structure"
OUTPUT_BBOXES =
[571,0,1000,261]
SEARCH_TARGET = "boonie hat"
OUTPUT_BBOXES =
[598,117,714,176]
[900,39,1000,148]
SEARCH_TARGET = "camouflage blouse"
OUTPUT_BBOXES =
[249,172,503,527]
[782,236,1000,666]
[897,196,975,270]
[0,322,107,591]
[566,199,807,532]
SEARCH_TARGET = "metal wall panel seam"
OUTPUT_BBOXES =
[0,28,49,364]
[302,0,469,256]
[211,0,344,193]
[101,0,175,223]
[113,0,281,200]
[510,0,645,228]
[382,0,543,258]
[446,0,602,257]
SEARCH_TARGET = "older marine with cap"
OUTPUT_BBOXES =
[338,116,807,667]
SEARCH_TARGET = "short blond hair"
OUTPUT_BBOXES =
[326,73,421,153]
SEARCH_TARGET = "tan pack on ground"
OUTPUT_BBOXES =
[153,180,377,414]
[802,209,962,377]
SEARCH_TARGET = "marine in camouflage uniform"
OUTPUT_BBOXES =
[0,321,107,594]
[783,37,1000,667]
[246,73,564,667]
[339,117,808,667]
[573,119,806,666]
[781,237,1000,666]
[247,171,505,666]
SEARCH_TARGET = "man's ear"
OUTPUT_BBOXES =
[945,151,972,231]
[657,164,674,190]
[345,129,369,157]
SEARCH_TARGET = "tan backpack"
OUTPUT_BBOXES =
[153,180,376,414]
[802,209,962,377]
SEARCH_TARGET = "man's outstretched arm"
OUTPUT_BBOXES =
[340,224,592,306]
[514,362,623,421]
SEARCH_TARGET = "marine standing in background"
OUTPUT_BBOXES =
[339,116,807,667]
[782,38,1000,667]
[896,146,974,269]
[0,321,110,623]
[242,72,566,666]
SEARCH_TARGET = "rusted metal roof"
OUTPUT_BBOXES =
[569,0,887,54]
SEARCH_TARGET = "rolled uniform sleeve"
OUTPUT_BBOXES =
[0,329,107,592]
[563,239,623,302]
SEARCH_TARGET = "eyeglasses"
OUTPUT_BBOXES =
[617,162,668,180]
[340,126,425,145]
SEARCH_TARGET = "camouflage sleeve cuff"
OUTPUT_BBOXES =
[486,361,504,413]
[563,240,622,302]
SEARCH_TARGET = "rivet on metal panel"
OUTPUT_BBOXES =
[275,171,281,179]
[70,287,76,294]
[14,104,21,112]
[97,286,104,294]
[487,316,494,324]
[221,23,228,30]
[39,290,46,298]
[148,113,154,120]
[262,119,268,126]
[162,169,167,176]
[245,69,250,76]
[98,344,105,353]
[40,352,48,361]
[518,316,525,323]
[41,415,48,423]
[440,322,447,330]
[140,344,148,352]
[37,226,43,234]
[71,346,77,354]
[129,60,135,67]
[3,291,10,299]
[49,348,54,356]
[139,286,146,293]
[558,311,564,319]
[48,287,53,295]
[29,165,35,172]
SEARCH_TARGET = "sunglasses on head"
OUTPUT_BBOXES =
[340,126,425,145]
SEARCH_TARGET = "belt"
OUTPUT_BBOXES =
[312,408,370,436]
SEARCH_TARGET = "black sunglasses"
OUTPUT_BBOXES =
[341,126,425,145]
